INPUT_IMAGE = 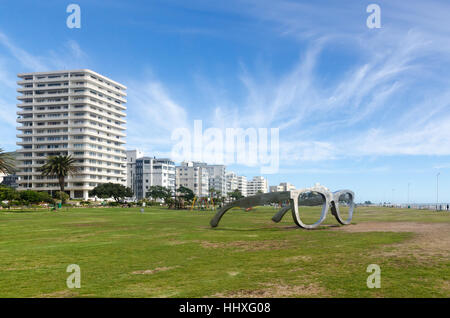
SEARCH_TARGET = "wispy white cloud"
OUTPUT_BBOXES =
[184,0,450,166]
[126,79,189,156]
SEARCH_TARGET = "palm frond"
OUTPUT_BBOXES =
[0,148,16,174]
[39,155,79,177]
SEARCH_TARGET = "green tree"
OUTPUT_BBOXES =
[0,186,19,209]
[146,185,172,203]
[38,192,54,204]
[209,187,223,207]
[38,155,78,203]
[89,183,133,203]
[177,186,195,203]
[53,191,69,203]
[208,187,216,197]
[0,148,15,174]
[228,189,244,201]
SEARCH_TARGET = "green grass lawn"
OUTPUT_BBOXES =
[0,206,448,298]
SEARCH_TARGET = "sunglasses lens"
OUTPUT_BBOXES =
[297,191,326,226]
[337,192,353,222]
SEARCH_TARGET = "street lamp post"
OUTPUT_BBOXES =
[436,172,440,211]
[407,182,410,208]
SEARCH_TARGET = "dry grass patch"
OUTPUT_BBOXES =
[211,281,327,298]
[284,255,313,262]
[166,240,188,246]
[199,239,292,251]
[332,222,450,260]
[132,266,177,275]
[38,290,79,298]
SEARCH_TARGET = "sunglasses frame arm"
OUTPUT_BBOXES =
[210,191,291,228]
[271,205,293,223]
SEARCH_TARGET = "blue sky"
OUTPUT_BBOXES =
[1,0,450,203]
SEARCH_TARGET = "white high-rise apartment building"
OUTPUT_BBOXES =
[247,176,268,196]
[175,161,209,197]
[204,164,226,195]
[226,171,238,194]
[16,69,127,199]
[226,172,248,197]
[237,175,248,197]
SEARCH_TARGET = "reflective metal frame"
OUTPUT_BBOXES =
[210,184,355,229]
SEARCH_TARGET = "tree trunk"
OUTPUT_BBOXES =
[59,176,65,204]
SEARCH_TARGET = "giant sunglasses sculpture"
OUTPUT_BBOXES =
[210,184,355,229]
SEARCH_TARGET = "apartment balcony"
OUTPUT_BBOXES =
[67,114,125,130]
[68,130,126,144]
[18,108,69,115]
[82,91,126,110]
[83,78,127,97]
[17,99,69,107]
[18,123,69,130]
[16,117,34,123]
[17,147,69,153]
[82,99,126,117]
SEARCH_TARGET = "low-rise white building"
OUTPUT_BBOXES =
[269,182,296,192]
[126,151,175,200]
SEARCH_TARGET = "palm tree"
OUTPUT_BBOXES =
[39,155,78,203]
[0,148,15,174]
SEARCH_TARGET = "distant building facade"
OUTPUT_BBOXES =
[1,174,19,189]
[133,157,175,200]
[175,161,209,197]
[226,172,248,197]
[269,182,296,192]
[126,151,175,200]
[204,164,226,195]
[247,176,268,196]
[226,172,238,194]
[237,175,248,197]
[126,149,144,194]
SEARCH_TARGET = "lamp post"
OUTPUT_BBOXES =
[407,182,410,208]
[436,172,440,211]
[392,188,395,207]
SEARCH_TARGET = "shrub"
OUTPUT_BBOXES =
[19,190,54,205]
[53,191,69,202]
